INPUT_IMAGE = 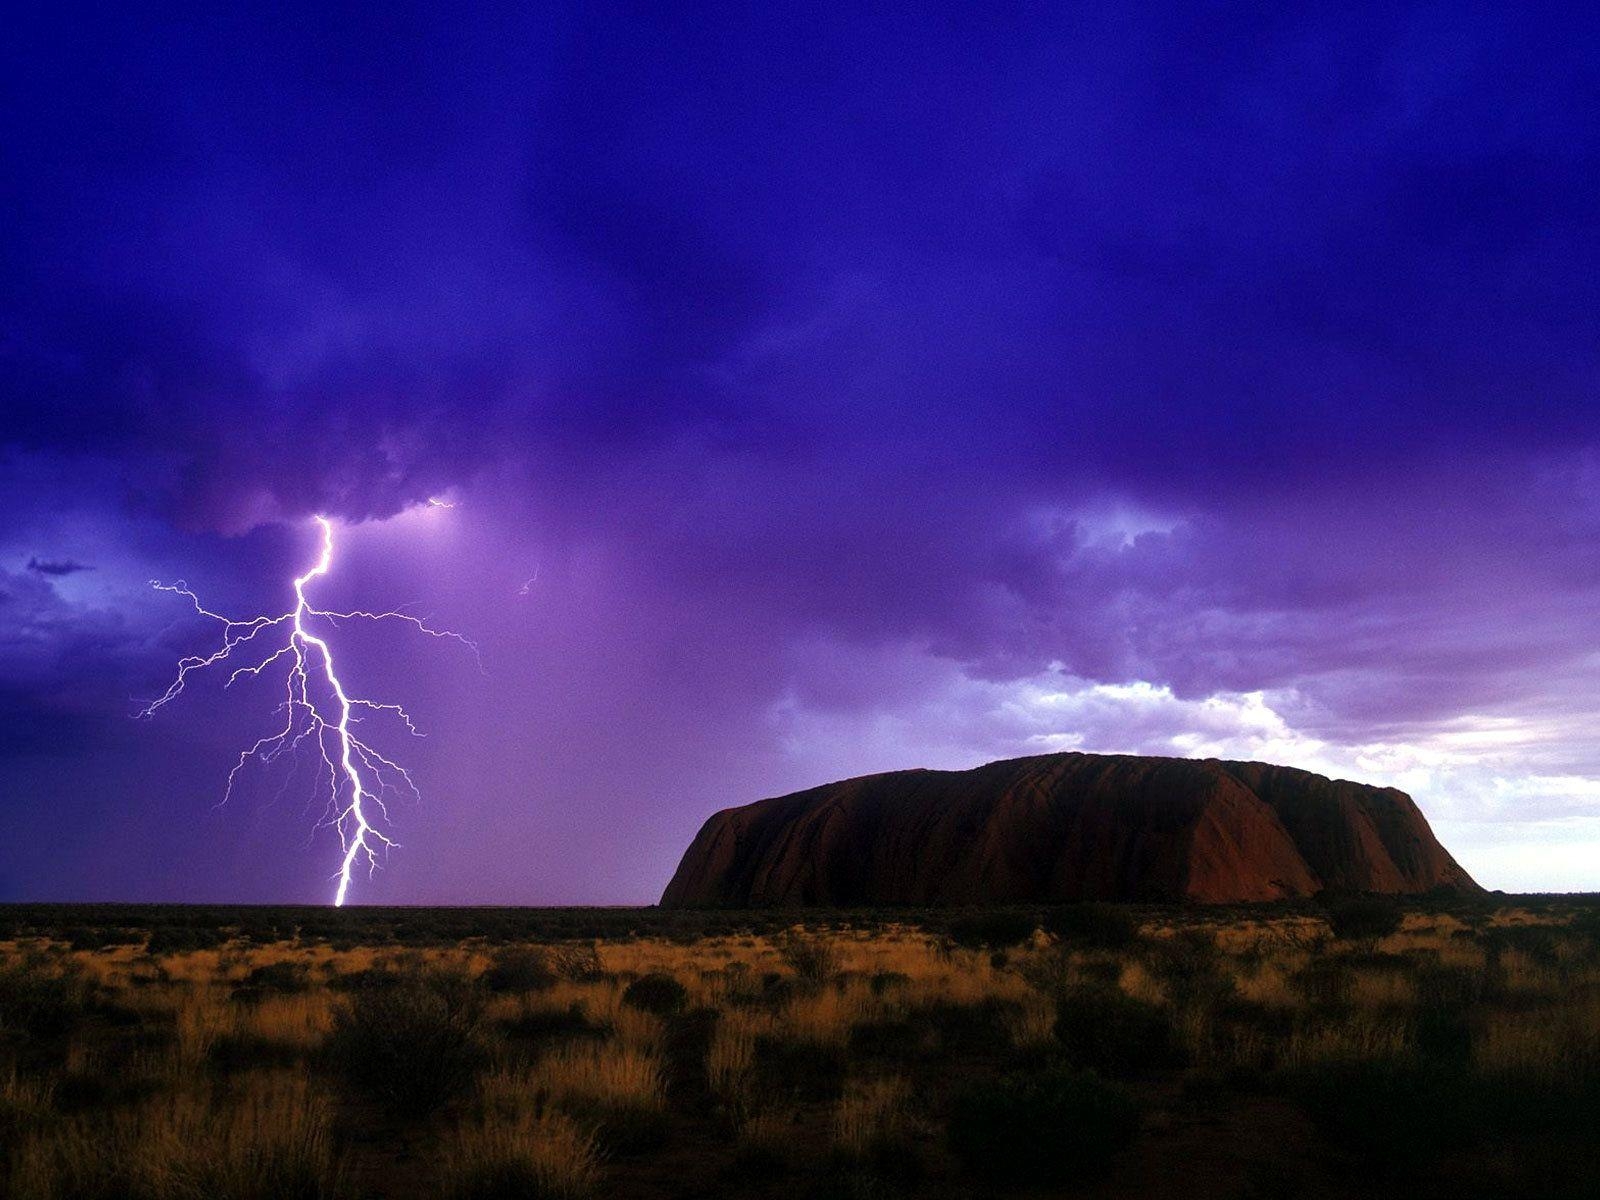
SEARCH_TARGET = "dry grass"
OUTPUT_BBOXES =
[441,1110,600,1200]
[832,1075,910,1160]
[1474,997,1600,1084]
[538,1041,665,1115]
[1003,995,1056,1051]
[706,1010,759,1114]
[7,1074,343,1200]
[1280,1012,1412,1069]
[6,904,1600,1197]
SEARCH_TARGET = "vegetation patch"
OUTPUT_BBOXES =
[948,1066,1139,1185]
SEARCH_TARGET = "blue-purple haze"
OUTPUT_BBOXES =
[3,4,1599,901]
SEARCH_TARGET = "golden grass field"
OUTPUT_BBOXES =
[2,901,1598,1199]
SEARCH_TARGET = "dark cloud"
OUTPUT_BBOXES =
[1,4,1599,898]
[26,557,93,577]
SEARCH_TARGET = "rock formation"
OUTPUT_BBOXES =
[660,752,1477,905]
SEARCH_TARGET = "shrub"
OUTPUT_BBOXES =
[64,927,142,952]
[1145,930,1233,1005]
[946,912,1036,950]
[923,999,1020,1055]
[621,973,687,1017]
[324,970,487,1115]
[776,932,839,985]
[848,1017,925,1060]
[1324,898,1403,943]
[757,1036,848,1102]
[1053,985,1182,1077]
[233,961,310,1000]
[481,948,558,994]
[1042,903,1139,950]
[502,1003,606,1045]
[948,1067,1138,1184]
[0,962,89,1041]
[145,925,227,955]
[326,967,404,993]
[1415,963,1489,1009]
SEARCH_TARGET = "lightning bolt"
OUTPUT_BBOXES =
[140,515,476,905]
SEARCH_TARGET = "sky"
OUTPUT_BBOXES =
[2,3,1599,903]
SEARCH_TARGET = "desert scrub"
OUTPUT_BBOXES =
[945,911,1036,950]
[705,1010,759,1117]
[1290,1059,1479,1168]
[1323,897,1404,944]
[620,972,688,1016]
[1,1069,56,1174]
[776,931,840,985]
[1144,928,1234,1005]
[1052,985,1183,1077]
[1003,993,1056,1052]
[1041,903,1139,950]
[441,1110,600,1200]
[831,1075,913,1168]
[324,969,487,1114]
[6,1075,344,1200]
[0,959,91,1041]
[948,1066,1138,1184]
[232,960,310,999]
[481,947,560,994]
[537,1041,666,1152]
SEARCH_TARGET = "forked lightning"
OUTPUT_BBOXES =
[140,516,475,905]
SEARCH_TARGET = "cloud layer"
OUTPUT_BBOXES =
[2,4,1598,899]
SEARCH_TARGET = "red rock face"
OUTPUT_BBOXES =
[659,753,1478,906]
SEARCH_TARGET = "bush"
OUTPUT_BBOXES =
[776,933,839,985]
[1415,962,1491,1009]
[948,1067,1138,1184]
[1053,986,1182,1077]
[1041,903,1139,950]
[922,999,1019,1055]
[848,1017,926,1060]
[64,927,142,952]
[756,1037,847,1102]
[1145,930,1233,1005]
[1324,898,1403,943]
[502,1003,606,1045]
[481,948,558,994]
[324,971,487,1115]
[145,925,227,955]
[233,961,310,1000]
[326,967,405,994]
[946,912,1036,950]
[0,962,90,1041]
[621,973,688,1017]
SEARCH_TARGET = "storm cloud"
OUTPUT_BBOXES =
[2,3,1598,900]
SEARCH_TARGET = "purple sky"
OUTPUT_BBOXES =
[3,4,1600,902]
